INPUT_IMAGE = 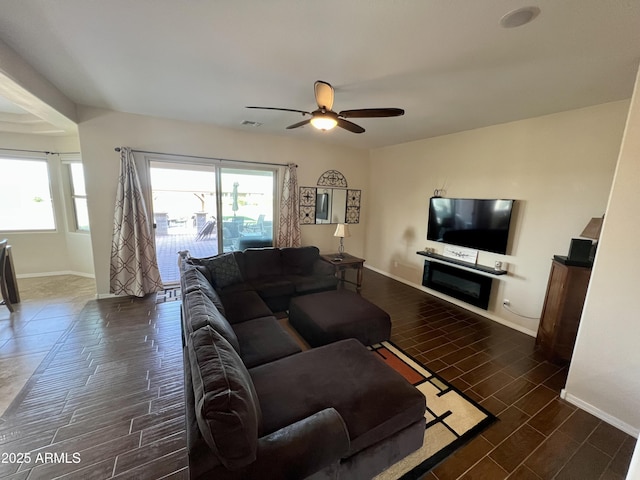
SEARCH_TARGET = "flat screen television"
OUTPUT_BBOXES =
[427,198,515,254]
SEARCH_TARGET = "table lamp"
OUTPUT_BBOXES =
[333,223,350,260]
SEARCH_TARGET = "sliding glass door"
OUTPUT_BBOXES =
[150,162,218,285]
[219,168,275,252]
[149,160,276,285]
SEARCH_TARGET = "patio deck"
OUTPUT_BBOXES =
[155,221,273,286]
[155,226,219,285]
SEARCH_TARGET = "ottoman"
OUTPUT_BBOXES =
[289,290,391,347]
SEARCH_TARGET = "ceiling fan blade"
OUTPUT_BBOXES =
[338,108,405,118]
[314,81,334,110]
[246,106,311,115]
[286,119,311,130]
[337,118,365,134]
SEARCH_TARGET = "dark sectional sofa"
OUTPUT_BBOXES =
[181,246,426,480]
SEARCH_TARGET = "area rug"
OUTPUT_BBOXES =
[372,341,496,480]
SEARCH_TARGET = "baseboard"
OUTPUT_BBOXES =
[95,293,121,299]
[364,265,537,338]
[561,389,639,438]
[16,270,95,279]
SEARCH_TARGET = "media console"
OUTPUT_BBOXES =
[416,251,507,310]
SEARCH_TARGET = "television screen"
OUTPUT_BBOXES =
[427,198,515,254]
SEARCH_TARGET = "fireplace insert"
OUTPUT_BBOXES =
[422,260,493,310]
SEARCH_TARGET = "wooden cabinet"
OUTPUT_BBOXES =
[536,259,592,364]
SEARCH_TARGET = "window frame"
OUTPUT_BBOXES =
[65,160,90,232]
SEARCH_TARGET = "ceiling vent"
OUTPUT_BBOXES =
[241,120,262,127]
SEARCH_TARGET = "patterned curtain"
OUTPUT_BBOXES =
[110,147,163,297]
[276,163,301,247]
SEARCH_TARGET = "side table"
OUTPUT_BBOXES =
[320,253,365,291]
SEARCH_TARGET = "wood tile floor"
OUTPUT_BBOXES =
[364,272,636,479]
[0,269,635,479]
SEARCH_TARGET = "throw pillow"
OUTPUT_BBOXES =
[197,253,244,289]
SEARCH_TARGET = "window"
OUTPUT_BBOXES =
[68,163,89,231]
[0,157,56,231]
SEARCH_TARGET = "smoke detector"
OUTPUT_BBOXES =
[500,6,541,28]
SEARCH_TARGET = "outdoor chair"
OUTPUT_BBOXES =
[244,214,265,234]
[196,218,217,241]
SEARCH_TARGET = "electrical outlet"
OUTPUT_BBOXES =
[502,299,510,306]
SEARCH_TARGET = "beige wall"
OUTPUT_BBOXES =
[0,132,95,277]
[77,107,369,296]
[564,67,640,438]
[366,101,628,335]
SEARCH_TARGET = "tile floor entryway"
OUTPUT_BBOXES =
[0,275,96,416]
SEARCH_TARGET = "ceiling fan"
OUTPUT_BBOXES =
[246,81,404,134]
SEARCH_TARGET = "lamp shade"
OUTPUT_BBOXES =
[334,223,350,238]
[580,217,603,240]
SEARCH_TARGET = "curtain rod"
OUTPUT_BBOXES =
[0,147,80,155]
[114,147,297,168]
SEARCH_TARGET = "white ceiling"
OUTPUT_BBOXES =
[0,0,639,148]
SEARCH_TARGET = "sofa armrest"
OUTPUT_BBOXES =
[312,258,335,276]
[248,408,350,479]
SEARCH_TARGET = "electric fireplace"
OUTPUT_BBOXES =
[422,260,493,310]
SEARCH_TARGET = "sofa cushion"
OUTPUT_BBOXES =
[219,290,274,325]
[181,266,226,316]
[243,248,282,280]
[216,281,253,296]
[250,276,296,299]
[249,339,426,457]
[188,326,262,470]
[183,289,240,353]
[232,316,302,368]
[186,256,215,282]
[281,246,320,275]
[197,265,213,283]
[284,274,339,295]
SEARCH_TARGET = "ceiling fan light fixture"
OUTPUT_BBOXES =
[310,113,338,131]
[246,81,402,134]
